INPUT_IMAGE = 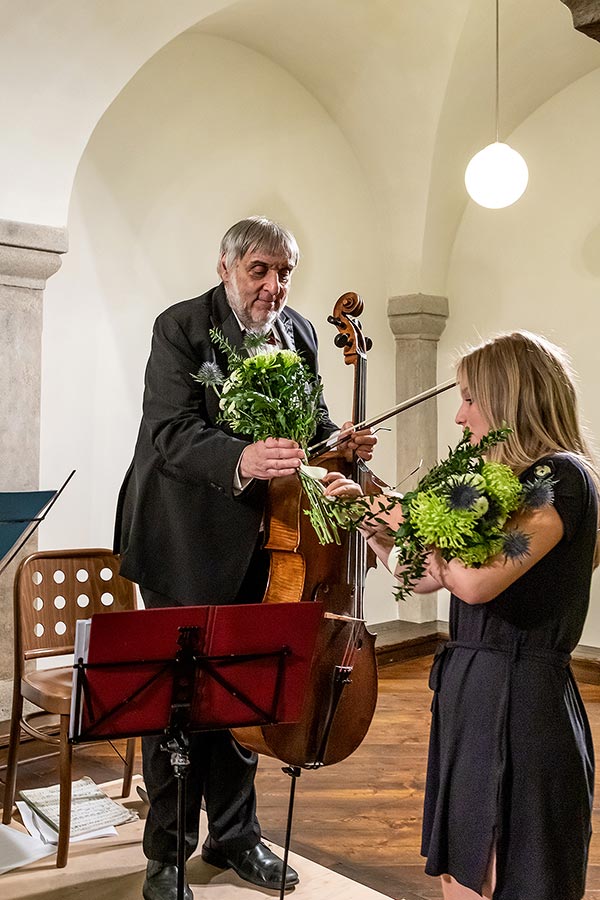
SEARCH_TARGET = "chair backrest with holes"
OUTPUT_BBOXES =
[14,549,137,670]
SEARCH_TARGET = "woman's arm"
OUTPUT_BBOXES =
[426,504,565,604]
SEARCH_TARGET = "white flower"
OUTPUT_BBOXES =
[471,496,489,517]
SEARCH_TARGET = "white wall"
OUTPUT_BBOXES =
[38,32,399,625]
[438,68,600,642]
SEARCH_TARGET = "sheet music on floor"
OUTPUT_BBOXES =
[19,776,137,838]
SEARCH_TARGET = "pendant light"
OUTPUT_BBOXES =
[465,0,528,209]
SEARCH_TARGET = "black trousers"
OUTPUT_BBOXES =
[140,544,269,863]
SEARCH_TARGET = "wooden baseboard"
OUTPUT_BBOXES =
[373,619,447,666]
[373,619,600,686]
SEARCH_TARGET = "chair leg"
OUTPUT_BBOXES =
[121,737,136,798]
[2,688,23,825]
[56,715,72,868]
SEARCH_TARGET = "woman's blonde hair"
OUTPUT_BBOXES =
[457,330,599,559]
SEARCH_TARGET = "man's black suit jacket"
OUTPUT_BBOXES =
[114,283,337,604]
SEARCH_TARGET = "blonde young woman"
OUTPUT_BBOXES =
[325,331,599,900]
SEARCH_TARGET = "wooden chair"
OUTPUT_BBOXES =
[2,549,138,867]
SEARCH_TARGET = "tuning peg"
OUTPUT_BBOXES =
[365,337,373,351]
[334,333,349,348]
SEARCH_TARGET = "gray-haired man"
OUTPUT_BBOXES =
[114,216,375,900]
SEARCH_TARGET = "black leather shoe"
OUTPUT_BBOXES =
[201,840,299,889]
[142,860,193,900]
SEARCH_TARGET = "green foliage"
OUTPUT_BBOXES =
[192,328,347,544]
[192,328,324,447]
[350,427,553,601]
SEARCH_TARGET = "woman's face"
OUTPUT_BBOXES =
[455,381,490,444]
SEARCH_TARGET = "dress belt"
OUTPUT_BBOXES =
[429,639,571,693]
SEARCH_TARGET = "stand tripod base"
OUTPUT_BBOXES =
[161,732,191,900]
[279,765,302,900]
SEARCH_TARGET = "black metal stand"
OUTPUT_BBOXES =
[161,729,190,900]
[161,627,198,900]
[279,765,302,900]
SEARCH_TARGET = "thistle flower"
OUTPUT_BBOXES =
[521,475,556,510]
[192,361,225,387]
[447,473,485,512]
[502,529,531,561]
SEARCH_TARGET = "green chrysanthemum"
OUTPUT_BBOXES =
[481,461,523,516]
[241,348,300,373]
[347,425,556,602]
[409,492,479,551]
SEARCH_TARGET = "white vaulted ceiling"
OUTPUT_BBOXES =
[0,0,598,288]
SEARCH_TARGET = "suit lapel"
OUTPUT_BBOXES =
[209,284,245,372]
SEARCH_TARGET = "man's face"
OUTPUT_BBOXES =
[220,249,295,332]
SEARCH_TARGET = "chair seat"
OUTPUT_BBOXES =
[22,666,73,716]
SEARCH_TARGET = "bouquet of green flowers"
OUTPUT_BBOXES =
[191,328,351,544]
[357,427,555,601]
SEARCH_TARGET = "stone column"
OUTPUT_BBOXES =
[387,293,449,623]
[0,219,68,721]
[560,1,600,41]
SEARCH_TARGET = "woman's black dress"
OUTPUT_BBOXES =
[421,454,597,899]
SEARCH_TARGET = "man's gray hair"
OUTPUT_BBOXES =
[219,216,300,269]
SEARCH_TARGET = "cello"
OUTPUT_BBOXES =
[232,292,379,768]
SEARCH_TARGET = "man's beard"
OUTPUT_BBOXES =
[226,274,279,335]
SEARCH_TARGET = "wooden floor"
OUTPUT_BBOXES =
[2,655,600,900]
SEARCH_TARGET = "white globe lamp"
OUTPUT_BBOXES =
[465,0,528,210]
[465,141,529,209]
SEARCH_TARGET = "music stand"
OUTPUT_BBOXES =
[0,471,75,576]
[70,601,323,900]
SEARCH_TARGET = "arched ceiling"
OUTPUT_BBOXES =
[0,0,236,225]
[1,0,599,292]
[195,0,600,291]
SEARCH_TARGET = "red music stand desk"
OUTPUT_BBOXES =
[70,601,322,900]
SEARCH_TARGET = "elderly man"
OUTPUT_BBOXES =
[114,216,375,900]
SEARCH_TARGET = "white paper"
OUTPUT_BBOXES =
[19,777,137,837]
[16,800,117,845]
[0,823,54,875]
[69,617,91,739]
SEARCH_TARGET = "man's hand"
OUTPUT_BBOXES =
[339,421,377,462]
[239,437,305,480]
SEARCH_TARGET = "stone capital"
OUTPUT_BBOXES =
[387,293,449,341]
[0,218,68,289]
[561,1,600,41]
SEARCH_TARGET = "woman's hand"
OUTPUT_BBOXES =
[321,471,363,498]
